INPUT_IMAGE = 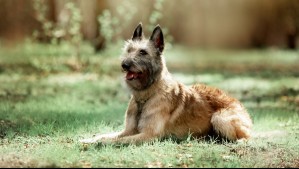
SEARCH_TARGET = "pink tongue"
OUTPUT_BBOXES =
[126,72,137,80]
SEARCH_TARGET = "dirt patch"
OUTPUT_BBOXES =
[276,158,299,168]
[0,120,16,139]
[0,154,38,168]
[0,154,60,168]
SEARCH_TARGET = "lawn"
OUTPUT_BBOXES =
[0,42,299,167]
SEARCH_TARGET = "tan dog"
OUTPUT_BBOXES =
[80,23,252,144]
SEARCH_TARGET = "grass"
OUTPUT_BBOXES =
[0,41,299,167]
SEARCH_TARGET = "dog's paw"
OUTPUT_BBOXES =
[79,138,98,144]
[236,138,249,144]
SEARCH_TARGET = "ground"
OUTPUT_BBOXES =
[0,42,298,167]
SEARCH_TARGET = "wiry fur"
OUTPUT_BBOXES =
[80,23,252,144]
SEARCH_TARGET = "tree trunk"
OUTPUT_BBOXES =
[287,32,297,49]
[79,0,97,40]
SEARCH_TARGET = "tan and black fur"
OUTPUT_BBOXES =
[80,23,252,144]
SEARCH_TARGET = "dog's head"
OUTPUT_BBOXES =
[121,23,165,91]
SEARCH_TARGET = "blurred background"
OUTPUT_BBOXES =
[1,0,299,49]
[0,0,298,103]
[0,1,299,167]
[0,0,298,109]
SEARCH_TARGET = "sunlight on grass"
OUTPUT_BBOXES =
[45,73,98,85]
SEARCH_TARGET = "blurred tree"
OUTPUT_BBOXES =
[283,0,299,49]
[79,0,98,40]
[97,0,137,50]
[33,0,83,57]
[0,0,40,44]
[32,0,58,42]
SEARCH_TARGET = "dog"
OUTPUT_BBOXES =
[80,23,252,144]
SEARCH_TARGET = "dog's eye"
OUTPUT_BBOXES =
[139,50,147,56]
[127,47,133,53]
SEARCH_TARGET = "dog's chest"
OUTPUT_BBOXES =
[135,100,147,129]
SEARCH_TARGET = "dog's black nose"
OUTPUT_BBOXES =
[121,62,131,70]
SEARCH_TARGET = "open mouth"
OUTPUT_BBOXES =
[126,71,143,80]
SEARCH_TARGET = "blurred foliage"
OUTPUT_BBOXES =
[32,0,83,57]
[1,0,172,52]
[148,0,173,47]
[98,0,137,46]
[98,0,173,49]
[64,2,83,57]
[32,0,54,41]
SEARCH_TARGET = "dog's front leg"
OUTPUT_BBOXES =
[80,98,139,144]
[79,132,122,144]
[102,132,158,145]
[102,105,170,145]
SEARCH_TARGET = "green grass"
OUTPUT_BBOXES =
[0,42,299,167]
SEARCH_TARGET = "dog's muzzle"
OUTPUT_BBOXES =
[121,62,131,71]
[121,60,143,81]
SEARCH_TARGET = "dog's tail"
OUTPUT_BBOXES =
[210,103,252,141]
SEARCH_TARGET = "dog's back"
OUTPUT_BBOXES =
[192,83,252,140]
[158,81,252,141]
[193,84,237,111]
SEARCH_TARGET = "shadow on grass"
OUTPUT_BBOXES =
[1,91,297,141]
[0,99,127,138]
[79,129,239,151]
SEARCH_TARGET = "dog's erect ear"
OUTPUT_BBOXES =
[132,23,143,41]
[150,25,164,53]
